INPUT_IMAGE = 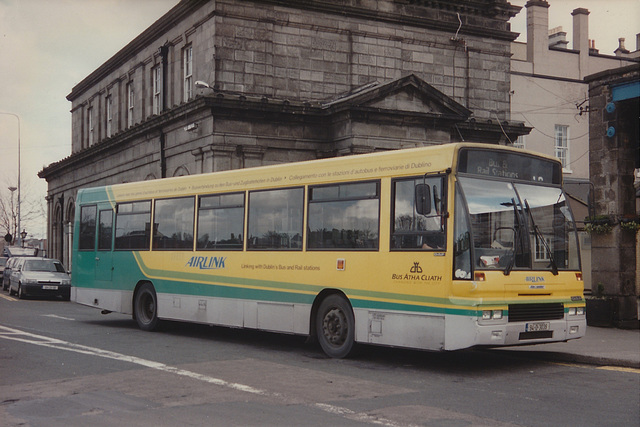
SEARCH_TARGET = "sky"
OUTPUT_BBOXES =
[0,0,638,239]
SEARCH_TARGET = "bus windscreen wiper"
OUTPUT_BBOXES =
[524,199,558,275]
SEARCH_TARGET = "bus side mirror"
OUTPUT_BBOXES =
[415,184,432,215]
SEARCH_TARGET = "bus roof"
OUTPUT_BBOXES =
[76,143,560,204]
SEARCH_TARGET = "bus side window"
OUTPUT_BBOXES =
[98,210,113,251]
[391,177,446,250]
[153,197,195,250]
[115,201,152,251]
[197,193,244,250]
[307,181,380,250]
[79,205,97,251]
[247,187,304,250]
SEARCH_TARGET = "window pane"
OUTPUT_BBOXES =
[308,181,379,250]
[79,205,97,250]
[248,188,303,250]
[154,197,195,250]
[197,193,244,250]
[98,210,113,251]
[115,201,151,250]
[391,177,445,250]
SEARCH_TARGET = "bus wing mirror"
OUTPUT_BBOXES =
[415,184,432,215]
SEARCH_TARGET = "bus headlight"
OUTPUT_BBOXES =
[568,307,585,316]
[482,310,503,320]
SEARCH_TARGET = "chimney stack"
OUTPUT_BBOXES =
[526,0,550,66]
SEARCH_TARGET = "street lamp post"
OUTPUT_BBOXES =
[0,112,20,247]
[20,229,27,248]
[7,186,17,244]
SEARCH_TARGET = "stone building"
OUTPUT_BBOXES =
[39,0,527,268]
[585,64,639,328]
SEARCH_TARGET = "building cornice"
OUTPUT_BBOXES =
[66,0,207,101]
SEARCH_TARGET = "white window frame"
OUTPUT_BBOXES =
[127,82,134,127]
[183,45,193,102]
[153,66,162,115]
[534,235,551,262]
[106,95,112,138]
[554,125,569,170]
[513,135,526,149]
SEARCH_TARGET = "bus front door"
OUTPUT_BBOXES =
[95,209,114,282]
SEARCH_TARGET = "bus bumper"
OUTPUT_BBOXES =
[475,318,586,347]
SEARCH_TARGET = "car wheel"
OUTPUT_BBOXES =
[18,284,25,299]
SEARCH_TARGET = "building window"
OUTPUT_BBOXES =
[87,107,94,146]
[513,135,526,149]
[307,181,380,250]
[183,45,193,102]
[152,66,162,115]
[127,82,134,127]
[554,125,569,169]
[535,235,551,262]
[106,95,112,138]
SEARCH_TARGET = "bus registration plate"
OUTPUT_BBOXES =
[525,322,550,332]
[42,285,58,290]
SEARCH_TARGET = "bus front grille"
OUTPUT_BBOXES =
[508,303,564,322]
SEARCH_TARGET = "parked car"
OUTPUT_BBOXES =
[2,256,22,291]
[9,257,71,300]
[0,257,6,287]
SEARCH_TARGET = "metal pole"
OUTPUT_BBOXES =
[0,112,20,247]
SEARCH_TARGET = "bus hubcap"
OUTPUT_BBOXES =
[323,308,347,346]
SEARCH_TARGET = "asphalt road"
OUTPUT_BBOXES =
[0,294,638,427]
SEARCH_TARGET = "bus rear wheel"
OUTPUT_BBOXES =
[316,294,355,358]
[134,283,159,331]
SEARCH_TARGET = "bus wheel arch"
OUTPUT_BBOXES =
[133,281,159,331]
[311,290,356,358]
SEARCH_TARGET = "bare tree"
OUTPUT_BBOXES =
[0,176,45,244]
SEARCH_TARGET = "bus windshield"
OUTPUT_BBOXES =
[456,177,580,276]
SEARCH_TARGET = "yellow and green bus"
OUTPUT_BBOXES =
[72,143,586,357]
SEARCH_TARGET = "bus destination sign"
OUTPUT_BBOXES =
[458,148,561,184]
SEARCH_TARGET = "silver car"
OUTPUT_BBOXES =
[9,257,71,300]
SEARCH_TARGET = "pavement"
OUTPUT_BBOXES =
[496,325,640,369]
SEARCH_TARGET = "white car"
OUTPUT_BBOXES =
[9,257,71,300]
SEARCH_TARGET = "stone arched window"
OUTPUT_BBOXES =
[173,166,190,177]
[52,202,63,262]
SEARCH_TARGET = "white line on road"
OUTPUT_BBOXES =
[42,314,76,321]
[0,325,408,426]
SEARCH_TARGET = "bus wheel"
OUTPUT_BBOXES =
[316,294,355,358]
[134,283,159,331]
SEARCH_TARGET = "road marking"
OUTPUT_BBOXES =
[0,294,16,301]
[596,365,640,374]
[42,314,76,321]
[0,325,406,426]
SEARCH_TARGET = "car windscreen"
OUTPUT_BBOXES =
[24,260,66,273]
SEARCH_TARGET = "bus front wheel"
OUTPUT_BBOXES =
[134,283,159,331]
[316,294,355,358]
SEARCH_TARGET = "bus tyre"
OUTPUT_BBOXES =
[316,294,355,358]
[134,283,159,331]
